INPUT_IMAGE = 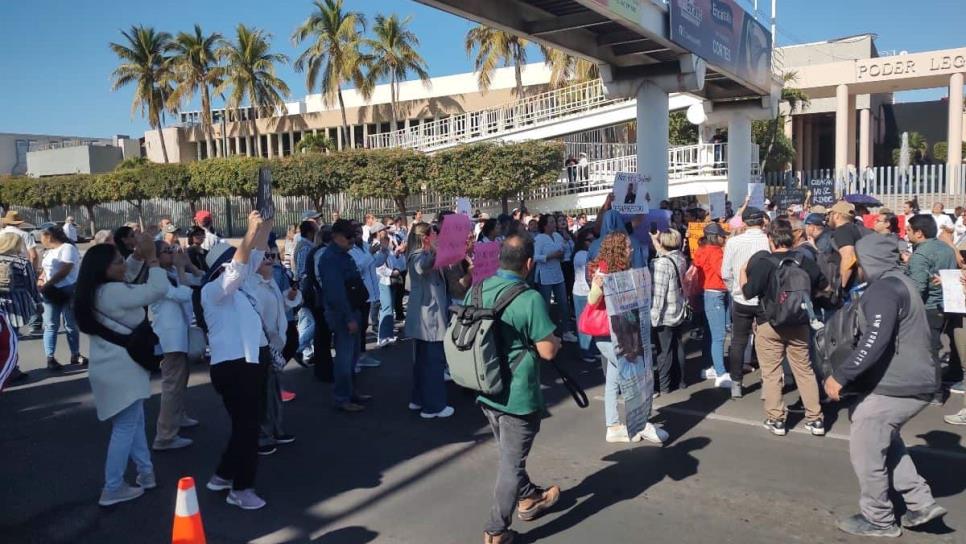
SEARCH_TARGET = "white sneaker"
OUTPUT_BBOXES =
[180,415,199,428]
[443,369,453,382]
[206,475,233,491]
[135,472,156,490]
[377,337,398,347]
[153,436,193,451]
[98,483,144,506]
[632,423,668,444]
[605,425,630,443]
[562,332,579,343]
[714,373,734,388]
[227,488,266,510]
[357,355,382,368]
[407,402,422,411]
[703,368,718,380]
[420,406,455,419]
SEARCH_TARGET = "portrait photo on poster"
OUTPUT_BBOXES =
[613,172,650,215]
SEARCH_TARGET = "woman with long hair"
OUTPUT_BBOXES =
[0,233,40,383]
[557,215,576,316]
[650,229,689,394]
[113,226,137,259]
[534,214,577,342]
[571,228,596,363]
[37,226,84,370]
[692,224,732,388]
[404,222,454,419]
[74,237,169,506]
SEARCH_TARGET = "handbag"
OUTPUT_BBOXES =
[578,296,610,337]
[41,283,71,305]
[95,309,163,372]
[660,256,694,326]
[187,326,207,363]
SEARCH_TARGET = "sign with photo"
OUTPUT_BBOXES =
[612,172,650,215]
[808,177,836,207]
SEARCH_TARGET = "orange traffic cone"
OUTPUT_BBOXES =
[172,477,206,544]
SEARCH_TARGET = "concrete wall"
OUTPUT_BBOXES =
[0,132,101,175]
[144,127,198,164]
[26,145,122,177]
[779,35,876,67]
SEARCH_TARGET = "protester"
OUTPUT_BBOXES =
[0,233,40,382]
[650,229,689,394]
[404,222,454,419]
[38,225,85,369]
[478,218,500,243]
[556,216,576,313]
[534,215,577,343]
[92,230,113,245]
[74,237,169,506]
[692,223,731,387]
[63,216,79,242]
[293,220,320,365]
[306,226,335,380]
[828,201,865,290]
[0,309,18,390]
[825,234,947,537]
[374,225,402,346]
[194,210,224,251]
[1,211,39,269]
[571,228,596,363]
[477,234,561,544]
[349,222,382,369]
[804,213,834,253]
[185,226,209,272]
[113,226,137,259]
[930,202,954,236]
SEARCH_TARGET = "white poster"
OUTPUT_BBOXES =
[613,172,650,215]
[709,191,726,219]
[747,182,765,209]
[455,197,471,216]
[940,270,966,314]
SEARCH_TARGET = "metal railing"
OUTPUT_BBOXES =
[367,79,630,151]
[29,139,113,152]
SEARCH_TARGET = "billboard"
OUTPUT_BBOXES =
[669,0,772,91]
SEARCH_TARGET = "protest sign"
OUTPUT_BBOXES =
[747,182,765,209]
[776,188,806,211]
[687,221,708,255]
[709,191,726,220]
[941,270,966,313]
[471,241,501,285]
[434,213,473,269]
[456,197,471,216]
[633,209,671,247]
[808,177,836,207]
[862,214,879,230]
[613,172,650,215]
[255,166,275,221]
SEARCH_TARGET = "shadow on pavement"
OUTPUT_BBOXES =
[312,525,379,543]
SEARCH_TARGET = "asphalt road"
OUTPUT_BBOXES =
[2,326,964,544]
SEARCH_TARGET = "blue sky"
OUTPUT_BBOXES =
[0,0,964,138]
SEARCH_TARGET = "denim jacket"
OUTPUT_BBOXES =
[317,243,363,325]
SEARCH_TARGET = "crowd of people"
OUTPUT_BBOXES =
[0,189,963,540]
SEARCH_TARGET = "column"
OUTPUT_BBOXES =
[277,131,284,157]
[846,95,857,169]
[802,117,812,173]
[793,116,803,172]
[267,134,274,158]
[835,84,849,180]
[336,126,343,150]
[948,72,964,194]
[196,142,203,161]
[727,114,752,203]
[289,130,295,155]
[234,135,241,157]
[637,82,669,204]
[363,123,369,149]
[215,138,224,159]
[859,108,871,171]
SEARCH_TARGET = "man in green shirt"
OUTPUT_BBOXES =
[476,234,561,544]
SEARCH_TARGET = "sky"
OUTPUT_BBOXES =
[1,0,964,138]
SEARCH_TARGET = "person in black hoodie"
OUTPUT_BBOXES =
[825,234,947,538]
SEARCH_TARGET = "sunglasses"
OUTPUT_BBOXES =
[264,253,279,261]
[160,247,178,254]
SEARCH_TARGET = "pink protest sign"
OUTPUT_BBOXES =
[471,241,501,285]
[434,213,473,269]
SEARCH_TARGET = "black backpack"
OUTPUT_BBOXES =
[765,254,813,328]
[813,290,866,380]
[814,248,845,310]
[300,245,324,310]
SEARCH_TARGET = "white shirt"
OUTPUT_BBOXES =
[63,222,78,242]
[721,227,769,306]
[42,243,79,287]
[201,250,268,365]
[1,225,36,258]
[245,273,300,352]
[955,217,966,246]
[572,250,591,297]
[533,232,565,285]
[201,228,224,251]
[933,213,954,233]
[150,271,194,354]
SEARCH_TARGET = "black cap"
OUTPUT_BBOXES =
[804,213,825,226]
[331,219,355,237]
[742,206,765,222]
[704,222,726,237]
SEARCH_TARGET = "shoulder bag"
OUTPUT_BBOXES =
[95,309,163,372]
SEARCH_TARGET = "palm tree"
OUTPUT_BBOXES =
[540,45,599,88]
[465,25,529,96]
[296,132,334,153]
[218,24,290,157]
[292,0,370,148]
[168,25,224,159]
[110,25,175,163]
[364,14,430,130]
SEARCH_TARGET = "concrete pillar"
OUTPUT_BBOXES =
[835,84,849,180]
[802,116,812,173]
[859,108,872,171]
[636,82,669,205]
[948,72,964,194]
[336,127,343,150]
[846,95,857,169]
[267,134,274,158]
[727,114,752,203]
[793,116,803,172]
[234,135,241,157]
[289,130,295,155]
[277,131,284,157]
[196,142,203,161]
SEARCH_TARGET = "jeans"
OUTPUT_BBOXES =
[412,340,447,413]
[331,311,361,405]
[297,306,316,360]
[377,283,395,342]
[703,291,727,376]
[596,340,621,427]
[926,308,946,397]
[42,295,79,358]
[260,364,284,446]
[729,303,760,384]
[313,307,334,381]
[359,302,371,355]
[155,352,189,446]
[537,282,571,333]
[210,357,267,491]
[392,277,406,319]
[655,324,687,392]
[481,405,541,535]
[104,399,153,492]
[572,294,596,360]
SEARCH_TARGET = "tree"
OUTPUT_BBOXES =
[365,14,430,129]
[218,24,291,158]
[109,25,175,163]
[668,112,698,146]
[292,0,370,148]
[168,24,224,159]
[540,45,599,88]
[465,25,529,96]
[753,121,795,172]
[296,132,334,153]
[758,71,810,173]
[349,148,428,216]
[95,167,159,226]
[57,175,103,235]
[188,156,263,207]
[891,132,930,166]
[275,153,353,210]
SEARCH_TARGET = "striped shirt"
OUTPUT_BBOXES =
[651,251,688,327]
[721,228,770,306]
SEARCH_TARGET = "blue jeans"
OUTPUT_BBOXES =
[572,294,596,360]
[596,340,621,427]
[703,290,728,376]
[297,307,316,359]
[377,283,395,342]
[537,282,571,333]
[331,311,360,405]
[43,297,79,358]
[105,400,152,491]
[412,340,447,414]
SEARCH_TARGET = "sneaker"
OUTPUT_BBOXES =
[293,353,309,368]
[787,399,805,413]
[70,354,88,366]
[408,402,422,411]
[257,444,277,456]
[376,337,398,347]
[281,390,296,403]
[714,373,733,388]
[763,419,787,436]
[703,368,718,380]
[483,530,517,544]
[605,425,630,443]
[930,392,945,406]
[443,369,453,382]
[352,393,374,404]
[731,383,743,399]
[46,357,64,372]
[357,355,382,368]
[274,433,296,445]
[226,489,267,510]
[949,381,964,395]
[581,355,597,364]
[135,472,157,490]
[944,409,966,426]
[804,420,826,436]
[180,415,199,428]
[98,483,144,506]
[153,436,193,451]
[420,406,455,419]
[517,485,561,521]
[206,475,233,492]
[337,402,366,413]
[900,503,947,528]
[836,514,901,538]
[632,423,668,444]
[562,332,579,343]
[7,367,28,384]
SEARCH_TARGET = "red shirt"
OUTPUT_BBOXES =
[692,244,726,291]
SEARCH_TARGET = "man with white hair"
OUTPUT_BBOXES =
[63,216,78,242]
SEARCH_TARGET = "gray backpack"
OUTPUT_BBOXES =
[444,281,530,395]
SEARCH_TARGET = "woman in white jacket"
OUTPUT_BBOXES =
[534,214,577,343]
[150,240,203,451]
[74,236,169,506]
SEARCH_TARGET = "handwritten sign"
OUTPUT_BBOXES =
[255,166,275,221]
[687,222,709,255]
[808,178,836,207]
[456,197,471,216]
[434,214,473,269]
[940,269,966,313]
[613,172,650,215]
[709,191,726,220]
[471,241,501,285]
[776,189,806,211]
[747,182,765,209]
